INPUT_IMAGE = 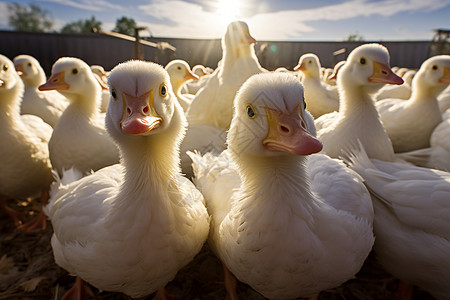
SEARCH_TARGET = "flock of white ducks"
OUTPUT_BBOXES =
[1,19,450,300]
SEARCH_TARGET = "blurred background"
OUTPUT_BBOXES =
[0,0,449,74]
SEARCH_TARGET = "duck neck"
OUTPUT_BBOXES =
[116,107,185,206]
[170,80,183,97]
[409,81,444,105]
[237,154,315,216]
[220,42,257,76]
[339,83,379,116]
[105,122,184,228]
[0,84,23,126]
[61,83,101,120]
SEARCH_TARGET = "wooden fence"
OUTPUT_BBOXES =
[0,30,445,76]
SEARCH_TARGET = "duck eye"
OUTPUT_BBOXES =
[2,64,8,72]
[432,65,438,70]
[359,57,366,65]
[246,104,256,118]
[303,99,307,110]
[111,87,117,100]
[72,68,78,75]
[159,83,167,97]
[177,66,181,70]
[28,63,32,67]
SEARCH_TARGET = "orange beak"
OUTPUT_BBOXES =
[184,69,199,81]
[293,62,305,72]
[93,73,109,90]
[39,71,69,91]
[244,30,257,44]
[368,61,404,85]
[120,89,162,135]
[263,106,322,155]
[14,64,25,77]
[439,66,450,84]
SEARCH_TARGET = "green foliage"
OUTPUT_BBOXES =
[345,32,365,42]
[8,3,53,32]
[61,16,102,34]
[113,16,137,36]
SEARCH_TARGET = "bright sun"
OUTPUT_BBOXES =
[215,0,240,24]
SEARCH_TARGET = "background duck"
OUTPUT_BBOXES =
[438,84,450,113]
[396,109,450,171]
[39,57,119,175]
[375,69,416,101]
[44,60,210,300]
[165,59,199,112]
[376,55,450,153]
[315,43,404,161]
[0,54,53,231]
[190,72,374,300]
[187,20,266,130]
[13,54,68,127]
[294,53,339,118]
[346,143,450,300]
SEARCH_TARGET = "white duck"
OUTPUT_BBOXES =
[315,43,404,161]
[13,54,68,127]
[375,69,416,101]
[187,20,266,130]
[44,60,210,299]
[396,109,450,171]
[376,55,450,153]
[346,142,450,300]
[0,54,53,230]
[438,84,450,113]
[294,53,339,118]
[90,64,110,112]
[192,64,209,77]
[189,72,374,300]
[183,66,212,95]
[165,59,199,111]
[39,57,119,175]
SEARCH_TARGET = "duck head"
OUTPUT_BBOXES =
[339,43,403,95]
[106,60,186,146]
[227,72,322,160]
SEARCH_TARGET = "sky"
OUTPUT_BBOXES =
[0,0,449,41]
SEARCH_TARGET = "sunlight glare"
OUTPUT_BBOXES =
[215,0,240,25]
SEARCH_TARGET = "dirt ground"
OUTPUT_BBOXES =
[0,198,435,300]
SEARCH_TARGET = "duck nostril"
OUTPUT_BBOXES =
[143,105,150,113]
[127,108,131,115]
[381,70,388,75]
[280,125,290,133]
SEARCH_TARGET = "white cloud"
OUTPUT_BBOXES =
[138,0,237,38]
[134,0,449,40]
[41,0,122,11]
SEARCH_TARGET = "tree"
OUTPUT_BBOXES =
[345,32,365,42]
[8,3,53,32]
[113,16,137,36]
[61,16,102,34]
